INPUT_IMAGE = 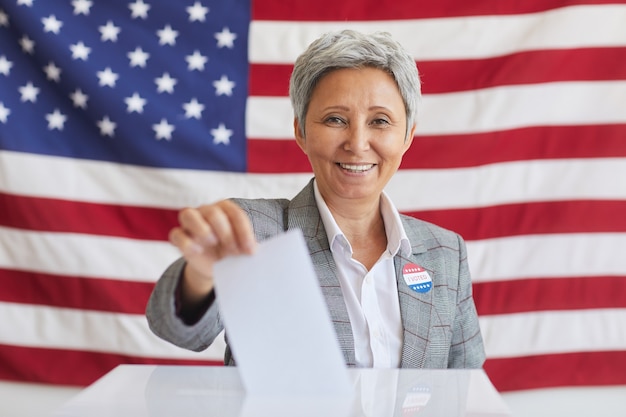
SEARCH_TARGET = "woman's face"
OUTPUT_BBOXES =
[295,67,415,208]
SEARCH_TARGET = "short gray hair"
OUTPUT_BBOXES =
[289,29,421,140]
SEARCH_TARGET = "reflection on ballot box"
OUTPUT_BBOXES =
[53,365,512,417]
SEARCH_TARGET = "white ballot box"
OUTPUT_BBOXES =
[51,365,512,417]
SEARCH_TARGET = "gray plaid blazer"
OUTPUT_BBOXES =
[146,179,485,368]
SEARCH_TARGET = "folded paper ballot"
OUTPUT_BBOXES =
[213,229,352,397]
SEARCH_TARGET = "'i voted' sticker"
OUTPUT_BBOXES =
[402,263,432,293]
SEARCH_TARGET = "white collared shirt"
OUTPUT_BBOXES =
[313,180,411,368]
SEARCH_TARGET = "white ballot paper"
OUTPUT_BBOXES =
[213,229,352,397]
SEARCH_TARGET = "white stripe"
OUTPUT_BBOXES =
[2,151,625,213]
[247,81,626,138]
[2,301,623,362]
[0,302,225,361]
[466,233,626,283]
[387,158,626,212]
[0,226,177,281]
[1,227,624,285]
[479,309,626,358]
[249,5,626,63]
[0,150,311,207]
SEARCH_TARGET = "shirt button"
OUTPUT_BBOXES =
[364,275,372,285]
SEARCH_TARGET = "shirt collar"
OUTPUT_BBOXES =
[313,179,411,258]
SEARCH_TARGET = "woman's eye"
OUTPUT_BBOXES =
[372,118,390,126]
[325,116,345,125]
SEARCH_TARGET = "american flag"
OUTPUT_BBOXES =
[1,0,625,391]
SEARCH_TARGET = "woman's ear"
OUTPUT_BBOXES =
[294,118,306,152]
[404,123,417,148]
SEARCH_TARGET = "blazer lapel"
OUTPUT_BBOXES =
[286,180,356,367]
[396,218,432,368]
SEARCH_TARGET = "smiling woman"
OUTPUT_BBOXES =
[294,67,414,222]
[146,29,486,371]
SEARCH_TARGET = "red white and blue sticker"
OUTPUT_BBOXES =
[402,263,432,293]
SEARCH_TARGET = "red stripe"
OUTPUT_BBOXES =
[0,344,221,386]
[0,268,153,314]
[249,48,626,96]
[409,200,626,241]
[248,125,626,173]
[484,351,626,391]
[405,125,626,169]
[0,192,177,240]
[253,0,620,21]
[473,276,626,315]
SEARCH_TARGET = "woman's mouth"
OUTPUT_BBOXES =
[338,163,374,173]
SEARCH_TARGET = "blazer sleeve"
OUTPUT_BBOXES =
[448,234,486,368]
[145,257,224,352]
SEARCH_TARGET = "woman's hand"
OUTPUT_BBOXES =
[169,200,256,306]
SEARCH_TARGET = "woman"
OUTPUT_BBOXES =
[146,30,485,369]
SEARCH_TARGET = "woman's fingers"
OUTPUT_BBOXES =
[173,200,256,259]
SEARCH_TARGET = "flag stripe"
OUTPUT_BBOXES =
[249,125,626,172]
[247,82,626,138]
[3,265,623,318]
[474,276,626,315]
[467,233,626,282]
[0,302,226,361]
[252,0,622,21]
[4,151,626,217]
[0,344,222,386]
[409,200,626,241]
[0,150,311,207]
[249,5,626,63]
[4,194,626,243]
[3,228,625,294]
[0,268,154,315]
[2,302,623,366]
[0,226,178,282]
[249,47,626,96]
[0,191,177,240]
[483,351,626,391]
[479,309,626,358]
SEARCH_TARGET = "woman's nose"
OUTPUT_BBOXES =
[343,125,370,152]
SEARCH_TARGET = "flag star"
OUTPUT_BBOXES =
[183,98,204,119]
[17,0,33,5]
[124,92,146,113]
[0,102,10,123]
[153,118,175,140]
[0,55,13,76]
[213,75,235,96]
[185,50,207,71]
[127,47,149,67]
[43,62,62,82]
[42,15,63,34]
[19,35,35,54]
[97,116,116,137]
[46,109,67,130]
[129,0,150,19]
[99,21,121,42]
[155,72,177,93]
[211,123,232,145]
[187,2,209,22]
[215,27,237,48]
[70,88,88,108]
[72,0,93,15]
[0,10,9,27]
[70,41,91,60]
[97,67,119,87]
[19,82,39,102]
[157,24,178,46]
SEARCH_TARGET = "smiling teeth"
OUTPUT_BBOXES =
[340,163,373,172]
